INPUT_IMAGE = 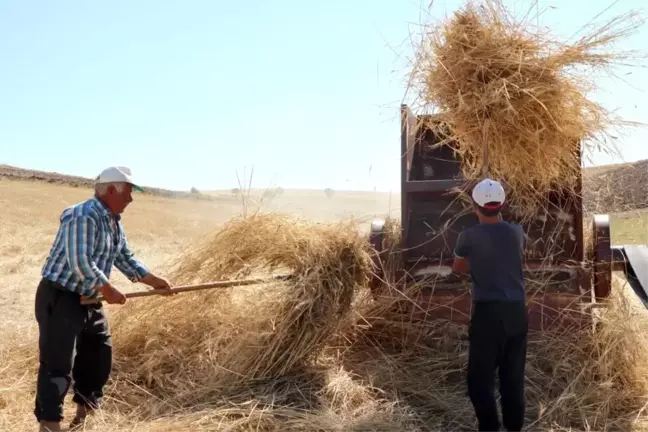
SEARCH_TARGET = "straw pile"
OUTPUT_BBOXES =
[357,280,648,431]
[106,213,374,408]
[99,214,648,430]
[2,213,648,430]
[409,0,644,217]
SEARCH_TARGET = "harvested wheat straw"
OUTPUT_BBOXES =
[104,214,648,430]
[109,212,373,403]
[341,275,648,431]
[2,214,648,431]
[409,0,644,217]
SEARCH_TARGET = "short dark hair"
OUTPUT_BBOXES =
[475,201,502,217]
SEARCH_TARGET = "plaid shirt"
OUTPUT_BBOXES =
[41,196,149,297]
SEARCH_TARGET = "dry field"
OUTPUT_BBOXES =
[0,178,400,325]
[0,177,405,431]
[0,166,647,431]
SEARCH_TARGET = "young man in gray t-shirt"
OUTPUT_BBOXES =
[453,178,528,432]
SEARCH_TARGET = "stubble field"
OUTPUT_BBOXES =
[0,163,647,431]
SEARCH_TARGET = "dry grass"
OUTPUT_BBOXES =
[100,213,381,430]
[0,178,398,325]
[2,207,648,431]
[159,212,370,378]
[408,0,645,217]
[340,276,648,431]
[1,175,648,431]
[0,179,397,430]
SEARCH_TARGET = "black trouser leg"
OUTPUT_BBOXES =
[468,301,528,432]
[34,279,85,423]
[71,304,113,410]
[467,306,502,432]
[499,317,528,431]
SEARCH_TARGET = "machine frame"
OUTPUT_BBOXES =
[368,104,647,330]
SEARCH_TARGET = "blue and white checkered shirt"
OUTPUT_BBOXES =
[41,196,149,297]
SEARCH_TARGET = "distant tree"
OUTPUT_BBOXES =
[324,188,335,199]
[231,188,241,196]
[190,187,201,195]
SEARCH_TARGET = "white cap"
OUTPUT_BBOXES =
[472,178,505,208]
[95,166,143,191]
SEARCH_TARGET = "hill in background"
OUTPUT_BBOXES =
[583,159,648,213]
[1,160,646,214]
[0,164,207,200]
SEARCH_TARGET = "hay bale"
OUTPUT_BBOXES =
[409,0,644,216]
[109,212,374,408]
[166,212,372,378]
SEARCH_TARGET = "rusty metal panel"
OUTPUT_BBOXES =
[405,265,582,294]
[401,104,423,246]
[400,291,590,331]
[400,104,584,266]
[409,126,462,181]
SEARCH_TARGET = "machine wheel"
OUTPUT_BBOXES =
[592,214,613,299]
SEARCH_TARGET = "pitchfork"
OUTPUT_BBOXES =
[80,273,293,305]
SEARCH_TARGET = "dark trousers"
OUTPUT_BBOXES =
[468,301,528,432]
[33,278,113,423]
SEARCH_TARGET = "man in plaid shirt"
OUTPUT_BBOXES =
[35,166,173,432]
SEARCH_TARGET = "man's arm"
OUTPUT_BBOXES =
[452,231,471,274]
[114,232,150,283]
[64,215,111,296]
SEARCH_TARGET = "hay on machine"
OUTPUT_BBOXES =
[407,0,645,217]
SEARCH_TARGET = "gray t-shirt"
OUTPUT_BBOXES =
[454,221,526,302]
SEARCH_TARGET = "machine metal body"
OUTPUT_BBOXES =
[369,104,648,330]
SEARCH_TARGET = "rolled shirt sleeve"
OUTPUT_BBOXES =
[63,215,110,296]
[114,233,149,282]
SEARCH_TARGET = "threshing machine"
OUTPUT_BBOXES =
[369,104,648,330]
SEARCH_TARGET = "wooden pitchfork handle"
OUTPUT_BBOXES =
[80,273,293,305]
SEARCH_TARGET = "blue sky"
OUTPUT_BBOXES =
[1,0,646,193]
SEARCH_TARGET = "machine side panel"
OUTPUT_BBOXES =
[401,107,584,265]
